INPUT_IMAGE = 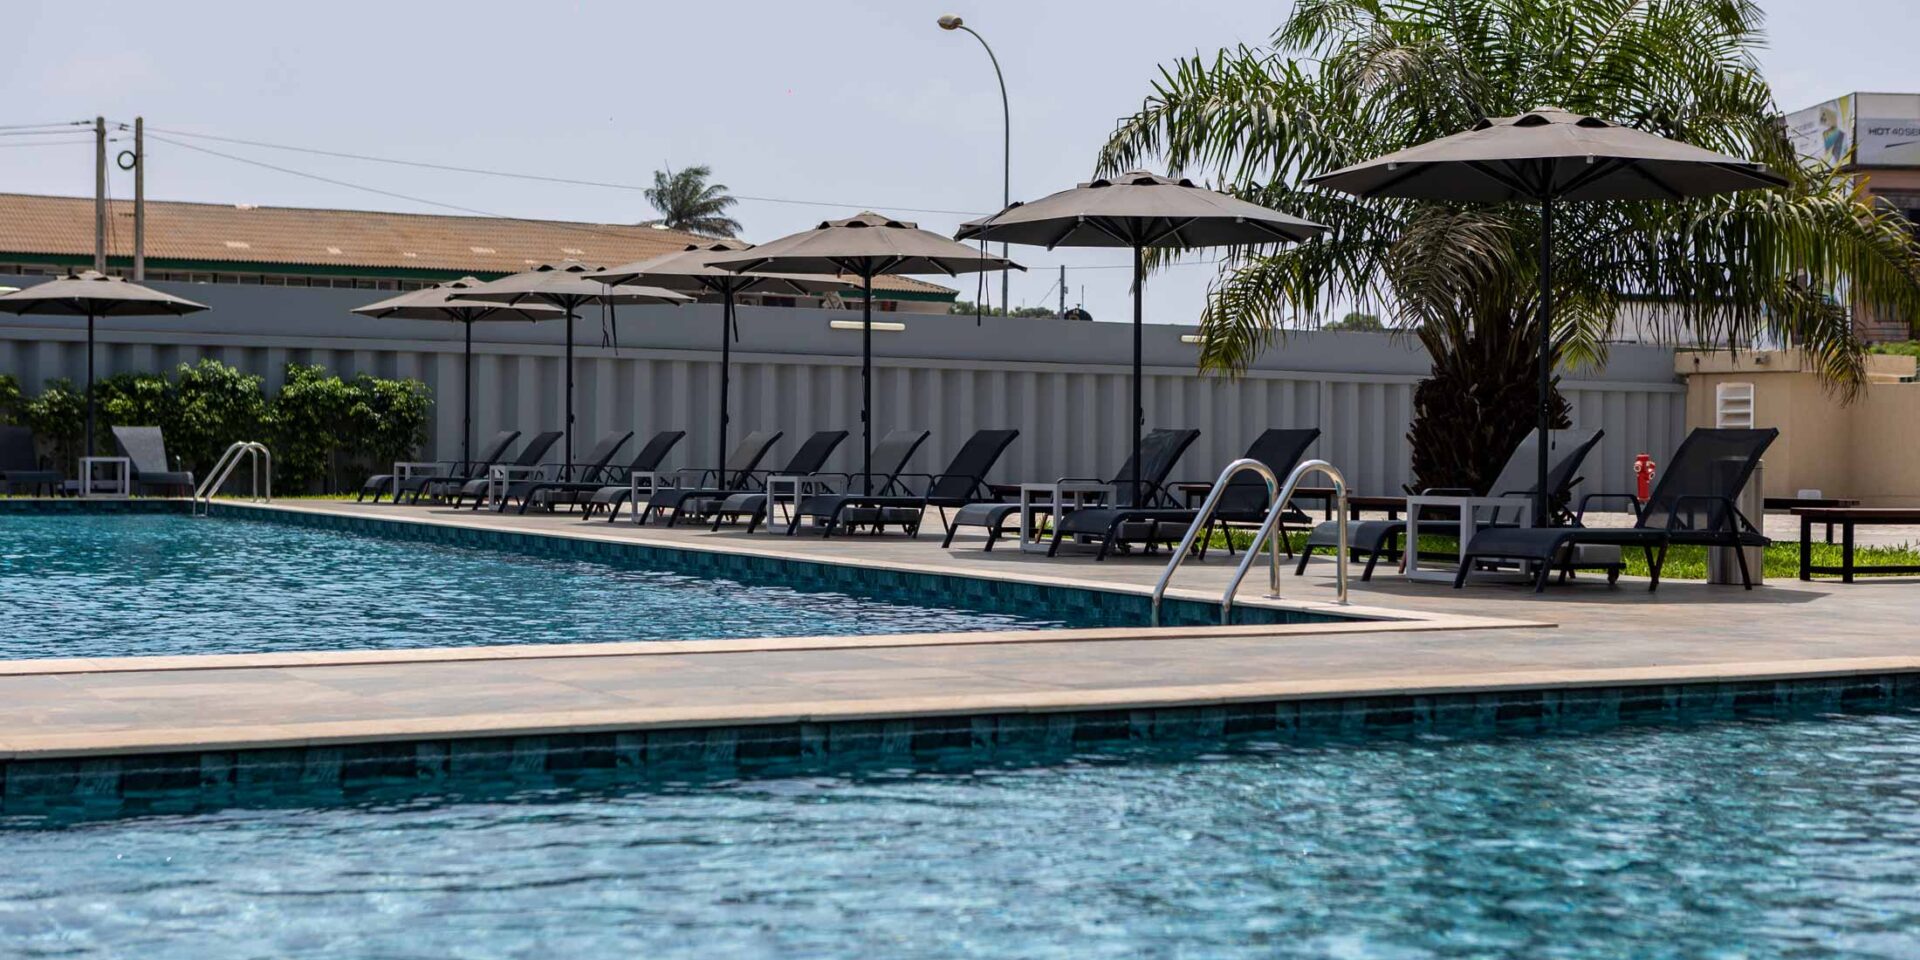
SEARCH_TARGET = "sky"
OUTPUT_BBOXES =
[0,0,1911,325]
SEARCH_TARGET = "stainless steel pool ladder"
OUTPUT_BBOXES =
[1149,458,1350,626]
[192,441,272,516]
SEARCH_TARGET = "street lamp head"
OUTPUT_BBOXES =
[937,14,964,30]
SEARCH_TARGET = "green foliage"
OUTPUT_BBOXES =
[267,364,432,494]
[2,361,428,494]
[1322,312,1382,332]
[1868,340,1920,358]
[643,165,742,238]
[948,300,1059,318]
[1100,0,1920,489]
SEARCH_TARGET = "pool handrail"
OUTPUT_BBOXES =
[1150,458,1349,626]
[193,441,271,516]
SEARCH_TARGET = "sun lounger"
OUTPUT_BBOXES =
[0,425,64,496]
[706,429,931,533]
[521,430,685,516]
[368,430,518,504]
[485,429,631,512]
[1047,428,1320,560]
[944,428,1199,551]
[652,430,848,527]
[110,425,196,496]
[1295,428,1606,580]
[596,430,782,524]
[1454,427,1777,591]
[437,430,560,507]
[787,428,1020,538]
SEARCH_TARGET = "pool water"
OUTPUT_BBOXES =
[2,710,1916,958]
[0,515,1071,659]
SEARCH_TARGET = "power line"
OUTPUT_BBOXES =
[0,120,90,132]
[141,124,990,217]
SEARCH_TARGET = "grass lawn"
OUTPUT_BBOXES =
[1201,528,1920,581]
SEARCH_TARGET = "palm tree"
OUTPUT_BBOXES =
[1100,0,1920,492]
[644,165,742,238]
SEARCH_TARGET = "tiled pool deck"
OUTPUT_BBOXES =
[3,498,1918,809]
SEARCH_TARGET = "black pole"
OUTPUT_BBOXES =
[85,311,96,459]
[861,271,874,495]
[1536,197,1554,528]
[564,305,575,480]
[1131,244,1144,507]
[462,318,474,468]
[718,289,733,485]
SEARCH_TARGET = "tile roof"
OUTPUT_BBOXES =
[0,193,955,297]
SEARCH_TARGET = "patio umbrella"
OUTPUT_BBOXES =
[711,213,1020,493]
[451,262,689,475]
[956,171,1325,504]
[1307,106,1786,526]
[352,278,563,468]
[593,241,847,489]
[0,270,207,457]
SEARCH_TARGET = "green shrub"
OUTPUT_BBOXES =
[22,378,87,466]
[0,374,23,425]
[267,364,432,493]
[344,373,432,480]
[170,360,267,476]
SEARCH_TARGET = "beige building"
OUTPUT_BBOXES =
[1786,92,1920,342]
[1680,349,1919,505]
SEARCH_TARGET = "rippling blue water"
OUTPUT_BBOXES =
[3,712,1918,958]
[0,515,1068,658]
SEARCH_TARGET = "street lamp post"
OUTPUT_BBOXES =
[938,14,1009,316]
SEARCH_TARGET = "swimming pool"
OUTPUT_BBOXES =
[0,514,1079,659]
[2,709,1915,958]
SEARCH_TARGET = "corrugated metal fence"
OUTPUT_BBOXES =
[0,277,1685,496]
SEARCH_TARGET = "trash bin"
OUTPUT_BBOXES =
[1707,460,1764,586]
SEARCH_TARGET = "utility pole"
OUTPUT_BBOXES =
[1058,264,1066,318]
[93,117,106,273]
[133,117,145,282]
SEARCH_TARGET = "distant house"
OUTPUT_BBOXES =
[1785,92,1920,342]
[0,192,958,313]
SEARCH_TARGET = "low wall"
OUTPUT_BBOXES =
[0,276,1686,497]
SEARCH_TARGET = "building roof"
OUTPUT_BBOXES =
[0,193,955,298]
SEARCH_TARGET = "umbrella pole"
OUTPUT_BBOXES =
[462,319,474,469]
[85,310,96,460]
[1131,244,1144,507]
[719,291,732,485]
[564,306,576,481]
[1536,198,1554,529]
[862,272,873,495]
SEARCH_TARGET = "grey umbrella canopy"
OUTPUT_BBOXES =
[451,262,689,474]
[957,171,1326,503]
[1309,107,1785,526]
[595,242,847,486]
[353,278,563,468]
[0,270,207,458]
[711,213,1021,493]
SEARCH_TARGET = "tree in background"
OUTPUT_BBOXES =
[1322,312,1382,333]
[644,165,742,238]
[948,300,1058,319]
[1101,0,1920,492]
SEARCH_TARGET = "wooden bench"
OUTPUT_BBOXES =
[1792,507,1920,582]
[1767,496,1860,543]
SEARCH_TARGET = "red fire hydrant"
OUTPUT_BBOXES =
[1634,454,1656,502]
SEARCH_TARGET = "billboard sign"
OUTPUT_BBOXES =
[1787,96,1853,167]
[1857,117,1920,166]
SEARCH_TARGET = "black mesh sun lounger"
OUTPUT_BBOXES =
[437,430,561,507]
[1454,428,1778,592]
[485,429,631,512]
[1048,428,1320,560]
[521,430,685,516]
[945,428,1200,551]
[0,425,64,496]
[653,430,848,527]
[789,428,1020,538]
[599,429,781,524]
[370,430,518,504]
[111,425,196,496]
[1297,428,1607,581]
[706,428,931,533]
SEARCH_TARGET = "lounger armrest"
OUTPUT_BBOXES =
[1667,494,1759,535]
[1420,486,1475,496]
[1576,492,1643,525]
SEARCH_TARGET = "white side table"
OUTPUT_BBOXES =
[628,471,677,525]
[391,461,444,501]
[1401,494,1533,583]
[78,456,131,499]
[1017,481,1114,554]
[485,464,546,509]
[762,475,837,535]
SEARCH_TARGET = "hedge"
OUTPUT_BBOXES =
[0,360,432,494]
